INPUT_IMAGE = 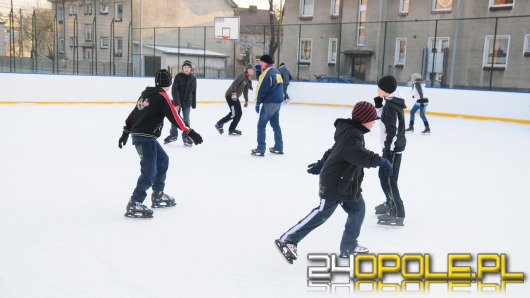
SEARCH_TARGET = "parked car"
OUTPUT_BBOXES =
[316,76,361,83]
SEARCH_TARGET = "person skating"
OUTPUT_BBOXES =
[214,63,254,136]
[275,101,393,263]
[118,69,203,218]
[373,75,407,226]
[406,73,431,134]
[278,62,292,103]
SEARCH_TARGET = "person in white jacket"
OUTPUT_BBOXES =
[406,73,431,134]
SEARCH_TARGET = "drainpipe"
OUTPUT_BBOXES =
[449,0,462,88]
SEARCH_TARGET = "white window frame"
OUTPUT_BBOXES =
[84,4,92,15]
[395,38,407,66]
[432,0,452,12]
[328,38,338,63]
[59,37,65,53]
[489,0,514,9]
[69,5,77,16]
[300,0,314,17]
[400,0,410,14]
[100,3,109,14]
[57,7,64,23]
[115,3,123,21]
[330,0,340,17]
[114,37,123,58]
[483,35,510,68]
[84,48,92,60]
[523,34,530,55]
[428,37,450,53]
[69,36,77,46]
[100,37,109,49]
[356,0,367,46]
[84,24,92,41]
[299,38,312,63]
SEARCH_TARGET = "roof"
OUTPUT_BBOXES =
[235,5,275,27]
[133,42,229,58]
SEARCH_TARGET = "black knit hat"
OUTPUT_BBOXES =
[182,60,192,68]
[377,75,397,94]
[351,101,380,123]
[155,69,172,87]
[260,54,274,65]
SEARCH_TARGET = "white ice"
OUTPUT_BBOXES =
[0,103,529,298]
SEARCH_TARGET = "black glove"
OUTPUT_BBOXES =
[244,100,248,108]
[187,129,203,145]
[307,161,322,175]
[118,131,129,148]
[373,96,384,108]
[379,157,393,176]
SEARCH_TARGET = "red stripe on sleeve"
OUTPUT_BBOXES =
[160,92,189,132]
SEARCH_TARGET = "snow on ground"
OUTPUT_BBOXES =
[0,103,529,298]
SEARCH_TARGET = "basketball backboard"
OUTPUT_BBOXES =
[214,17,240,40]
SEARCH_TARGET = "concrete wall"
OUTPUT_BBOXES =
[1,73,529,123]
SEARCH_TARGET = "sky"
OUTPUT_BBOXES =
[0,0,49,14]
[0,101,529,298]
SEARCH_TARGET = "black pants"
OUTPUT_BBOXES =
[378,152,405,217]
[217,95,242,132]
[283,84,290,100]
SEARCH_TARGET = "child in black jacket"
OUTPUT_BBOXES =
[118,69,203,218]
[275,101,393,263]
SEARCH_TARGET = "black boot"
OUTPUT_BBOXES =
[421,121,431,134]
[405,121,414,133]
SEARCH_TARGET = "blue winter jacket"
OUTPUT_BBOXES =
[255,66,284,105]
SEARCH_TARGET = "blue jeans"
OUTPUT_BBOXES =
[170,106,191,139]
[130,140,169,204]
[256,102,283,152]
[279,197,366,254]
[410,103,428,123]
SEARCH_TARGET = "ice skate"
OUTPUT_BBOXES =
[374,203,390,215]
[214,123,224,135]
[124,201,153,218]
[251,149,265,157]
[275,239,297,264]
[164,135,178,144]
[151,191,176,208]
[228,129,242,136]
[421,127,431,135]
[339,245,369,258]
[405,126,414,133]
[183,136,193,147]
[269,147,284,155]
[377,214,404,226]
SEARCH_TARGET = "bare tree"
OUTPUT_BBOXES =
[12,5,54,60]
[266,0,284,59]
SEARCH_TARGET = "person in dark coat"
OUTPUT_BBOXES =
[279,62,292,103]
[118,69,203,218]
[275,101,393,262]
[164,60,197,146]
[214,63,254,135]
[373,75,407,226]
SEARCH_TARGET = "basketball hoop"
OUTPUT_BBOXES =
[222,36,229,40]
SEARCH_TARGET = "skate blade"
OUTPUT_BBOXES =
[377,219,404,226]
[124,212,153,219]
[274,240,296,264]
[151,202,177,208]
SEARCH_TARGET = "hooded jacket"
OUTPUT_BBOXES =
[225,70,253,101]
[123,87,189,139]
[318,119,381,202]
[376,94,407,153]
[171,72,197,108]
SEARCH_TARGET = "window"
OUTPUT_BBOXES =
[524,35,530,57]
[299,38,312,63]
[84,48,92,60]
[400,0,409,14]
[57,7,64,23]
[114,37,123,57]
[100,37,109,49]
[483,35,510,68]
[432,0,452,12]
[489,0,514,8]
[84,4,92,15]
[69,36,77,46]
[84,24,92,41]
[69,5,77,16]
[59,38,65,53]
[356,0,367,46]
[115,3,123,21]
[328,38,338,63]
[428,37,449,53]
[331,0,340,17]
[395,38,407,65]
[100,3,109,14]
[300,0,314,17]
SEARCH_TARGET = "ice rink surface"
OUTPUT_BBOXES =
[1,102,529,297]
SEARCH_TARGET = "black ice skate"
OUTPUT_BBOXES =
[275,239,298,264]
[214,123,224,135]
[164,135,178,144]
[377,214,404,226]
[124,201,154,218]
[374,203,390,215]
[339,245,369,258]
[405,126,414,133]
[183,136,193,147]
[421,127,431,135]
[228,130,242,136]
[251,149,265,157]
[151,191,176,208]
[269,147,284,155]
